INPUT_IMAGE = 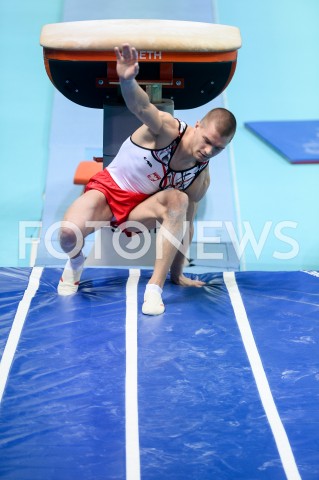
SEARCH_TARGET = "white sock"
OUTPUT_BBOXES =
[145,283,163,295]
[68,251,85,270]
[57,252,85,296]
[142,284,165,316]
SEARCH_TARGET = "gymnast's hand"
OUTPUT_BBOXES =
[114,44,139,81]
[170,273,206,288]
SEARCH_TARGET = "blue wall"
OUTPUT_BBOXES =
[0,1,63,266]
[217,0,319,270]
[1,0,319,271]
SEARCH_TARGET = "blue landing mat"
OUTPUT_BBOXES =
[0,267,318,479]
[245,120,319,164]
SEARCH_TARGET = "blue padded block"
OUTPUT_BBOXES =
[245,120,319,164]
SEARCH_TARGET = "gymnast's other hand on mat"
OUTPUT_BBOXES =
[170,273,206,288]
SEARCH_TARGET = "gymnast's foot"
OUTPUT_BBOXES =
[58,252,85,296]
[142,284,165,315]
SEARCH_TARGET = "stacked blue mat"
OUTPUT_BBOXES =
[0,267,318,479]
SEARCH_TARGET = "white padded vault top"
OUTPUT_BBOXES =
[40,19,242,52]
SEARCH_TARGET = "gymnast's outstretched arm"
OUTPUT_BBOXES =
[114,43,177,136]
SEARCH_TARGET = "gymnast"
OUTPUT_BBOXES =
[58,43,236,315]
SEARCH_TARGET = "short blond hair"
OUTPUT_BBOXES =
[201,108,236,140]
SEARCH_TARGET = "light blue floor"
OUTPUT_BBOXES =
[1,0,319,271]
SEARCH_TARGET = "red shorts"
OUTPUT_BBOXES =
[85,169,150,226]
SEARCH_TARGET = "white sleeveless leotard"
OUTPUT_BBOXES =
[107,120,208,195]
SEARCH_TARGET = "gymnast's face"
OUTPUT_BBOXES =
[193,120,231,163]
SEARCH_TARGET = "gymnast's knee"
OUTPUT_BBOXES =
[161,190,189,218]
[59,224,83,254]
